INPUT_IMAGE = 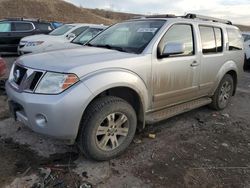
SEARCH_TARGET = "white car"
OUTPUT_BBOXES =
[37,25,106,52]
[18,23,102,54]
[242,32,250,68]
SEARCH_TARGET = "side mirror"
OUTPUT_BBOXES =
[161,42,185,57]
[66,33,76,40]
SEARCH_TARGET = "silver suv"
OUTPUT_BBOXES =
[6,14,244,161]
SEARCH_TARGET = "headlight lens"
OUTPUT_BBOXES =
[25,41,44,47]
[35,72,79,94]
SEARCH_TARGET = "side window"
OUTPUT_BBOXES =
[159,24,194,57]
[71,27,88,36]
[227,28,243,51]
[214,28,223,52]
[36,23,53,31]
[79,29,102,44]
[13,22,33,31]
[0,22,11,32]
[199,26,216,54]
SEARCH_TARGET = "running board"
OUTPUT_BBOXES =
[146,97,212,124]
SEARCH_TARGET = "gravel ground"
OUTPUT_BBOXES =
[0,56,250,188]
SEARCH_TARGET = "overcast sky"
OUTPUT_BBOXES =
[64,0,250,25]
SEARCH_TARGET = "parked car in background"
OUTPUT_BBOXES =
[0,18,54,53]
[51,22,63,29]
[0,57,7,78]
[33,25,106,53]
[18,23,94,54]
[242,32,250,69]
[6,14,244,161]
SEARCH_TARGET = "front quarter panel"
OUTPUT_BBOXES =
[82,69,150,112]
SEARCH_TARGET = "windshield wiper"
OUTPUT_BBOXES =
[72,41,83,45]
[92,44,128,53]
[85,43,93,47]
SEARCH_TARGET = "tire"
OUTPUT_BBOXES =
[77,96,137,161]
[209,74,234,110]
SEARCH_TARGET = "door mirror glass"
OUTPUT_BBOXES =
[162,42,185,57]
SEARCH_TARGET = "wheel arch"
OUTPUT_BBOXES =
[77,70,149,139]
[213,61,239,96]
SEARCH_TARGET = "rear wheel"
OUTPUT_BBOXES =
[77,96,137,161]
[209,74,234,110]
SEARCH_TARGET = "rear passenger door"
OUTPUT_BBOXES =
[198,26,225,96]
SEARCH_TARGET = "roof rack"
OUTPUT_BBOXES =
[133,14,177,19]
[3,17,47,22]
[185,13,232,25]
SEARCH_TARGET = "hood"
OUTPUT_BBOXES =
[17,47,139,77]
[43,42,81,52]
[21,34,65,42]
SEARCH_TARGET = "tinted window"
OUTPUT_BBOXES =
[199,26,216,54]
[36,23,53,31]
[71,26,88,36]
[0,22,11,32]
[242,34,250,42]
[227,28,243,51]
[13,22,33,31]
[159,24,194,57]
[214,28,223,52]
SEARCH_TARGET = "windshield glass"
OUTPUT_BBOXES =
[72,27,103,45]
[88,20,166,54]
[49,25,75,36]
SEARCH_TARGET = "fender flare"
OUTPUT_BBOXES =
[212,60,239,94]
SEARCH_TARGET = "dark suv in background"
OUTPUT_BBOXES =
[0,18,55,53]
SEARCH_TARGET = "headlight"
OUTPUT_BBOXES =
[20,41,28,45]
[25,41,44,47]
[35,72,79,94]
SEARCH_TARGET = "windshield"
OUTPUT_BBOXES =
[72,27,103,45]
[49,24,75,36]
[88,20,166,54]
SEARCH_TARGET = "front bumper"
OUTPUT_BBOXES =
[6,81,92,142]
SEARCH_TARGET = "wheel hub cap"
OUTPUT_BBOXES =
[96,112,129,151]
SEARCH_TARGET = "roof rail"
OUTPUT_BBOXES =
[145,14,177,18]
[185,13,232,25]
[133,14,177,19]
[4,17,45,22]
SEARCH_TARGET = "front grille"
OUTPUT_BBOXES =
[11,64,44,92]
[13,65,27,85]
[29,72,43,90]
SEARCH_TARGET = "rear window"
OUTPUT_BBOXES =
[199,26,223,54]
[227,28,243,51]
[0,22,11,32]
[36,23,53,31]
[13,22,34,31]
[242,34,250,42]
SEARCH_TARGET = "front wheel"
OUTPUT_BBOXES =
[209,74,234,110]
[77,96,137,161]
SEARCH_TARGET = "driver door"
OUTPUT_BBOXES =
[152,23,201,109]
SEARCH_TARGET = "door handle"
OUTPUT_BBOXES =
[190,61,199,67]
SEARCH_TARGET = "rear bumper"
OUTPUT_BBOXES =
[6,81,92,142]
